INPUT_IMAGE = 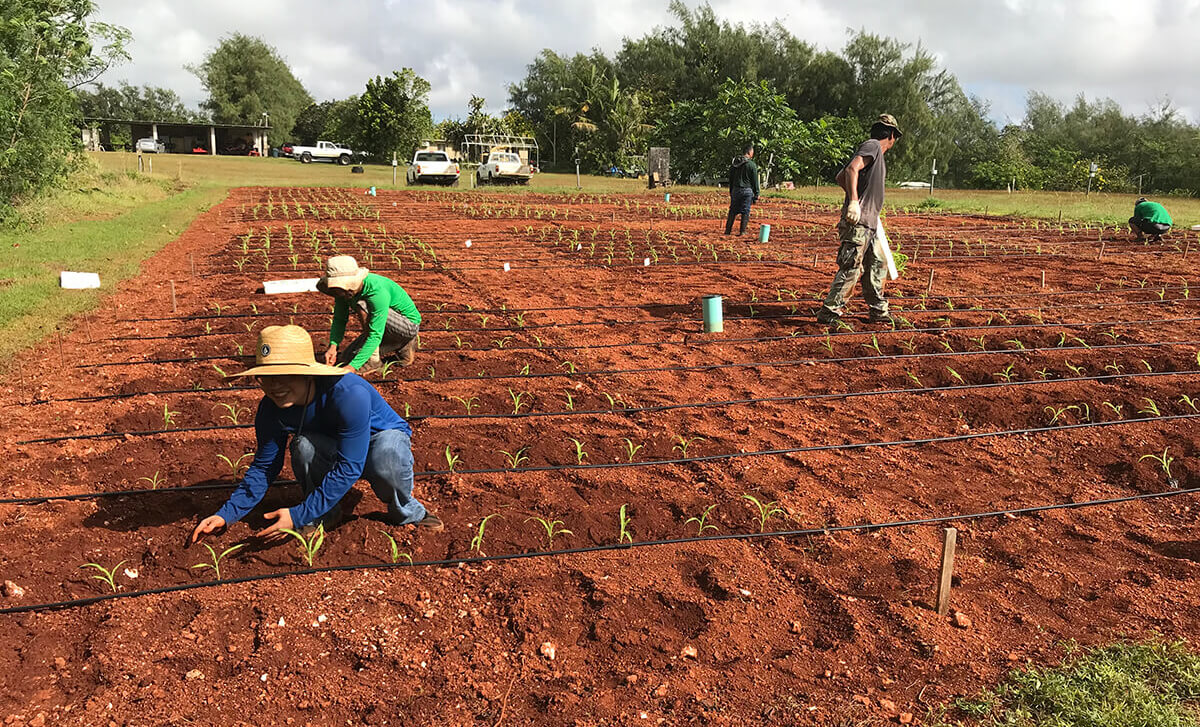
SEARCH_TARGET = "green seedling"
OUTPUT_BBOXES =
[377,530,413,565]
[469,513,504,556]
[1104,361,1124,375]
[137,471,165,489]
[215,402,249,425]
[492,336,512,349]
[280,524,325,566]
[563,392,575,411]
[742,494,784,533]
[621,438,644,462]
[939,340,954,353]
[498,446,530,469]
[1065,362,1085,376]
[969,335,987,351]
[1139,448,1176,483]
[568,438,589,465]
[1100,328,1121,341]
[819,335,834,354]
[1056,333,1068,348]
[519,364,531,376]
[1101,401,1124,418]
[905,371,923,387]
[80,560,126,593]
[212,363,228,378]
[1044,405,1074,425]
[509,389,529,415]
[833,319,854,332]
[685,504,718,534]
[672,436,703,457]
[898,337,917,354]
[559,360,577,374]
[191,543,245,580]
[477,314,491,328]
[1138,398,1162,417]
[216,453,253,479]
[617,504,633,545]
[945,367,965,384]
[993,363,1016,382]
[1140,359,1154,373]
[162,403,180,429]
[444,446,462,472]
[526,516,573,550]
[1179,395,1199,413]
[429,365,436,380]
[452,396,479,414]
[862,335,882,355]
[1004,339,1026,350]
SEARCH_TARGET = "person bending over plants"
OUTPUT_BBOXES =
[318,255,422,373]
[1129,197,1172,242]
[192,325,443,544]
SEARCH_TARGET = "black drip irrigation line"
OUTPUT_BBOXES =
[2,485,1196,616]
[73,338,1200,380]
[22,368,1200,444]
[9,413,1200,502]
[116,284,1199,322]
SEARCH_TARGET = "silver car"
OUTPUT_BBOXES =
[135,138,165,153]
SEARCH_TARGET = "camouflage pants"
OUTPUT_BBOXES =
[818,221,889,320]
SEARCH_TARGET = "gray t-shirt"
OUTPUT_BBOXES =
[840,139,886,230]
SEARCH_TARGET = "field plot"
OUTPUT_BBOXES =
[2,187,1200,724]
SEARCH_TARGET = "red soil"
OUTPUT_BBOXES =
[1,187,1198,725]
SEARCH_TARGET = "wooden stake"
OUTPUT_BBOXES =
[1041,270,1046,288]
[57,329,64,360]
[812,252,818,266]
[1185,241,1190,259]
[926,268,935,295]
[1097,242,1105,261]
[170,279,177,313]
[189,252,195,276]
[935,527,957,616]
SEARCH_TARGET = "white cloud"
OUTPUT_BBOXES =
[91,0,1200,124]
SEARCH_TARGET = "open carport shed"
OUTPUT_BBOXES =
[81,117,270,156]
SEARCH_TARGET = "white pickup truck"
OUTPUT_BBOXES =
[476,151,532,185]
[291,141,356,165]
[406,151,460,186]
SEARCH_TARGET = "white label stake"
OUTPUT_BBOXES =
[503,262,511,272]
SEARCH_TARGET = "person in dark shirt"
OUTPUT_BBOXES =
[724,143,760,235]
[816,114,903,326]
[192,325,442,544]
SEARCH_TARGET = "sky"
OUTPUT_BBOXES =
[91,0,1200,125]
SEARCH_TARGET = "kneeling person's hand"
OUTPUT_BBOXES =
[257,508,295,539]
[192,514,226,543]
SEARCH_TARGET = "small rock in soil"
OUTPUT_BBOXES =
[539,641,556,660]
[680,645,698,659]
[185,669,204,681]
[878,698,898,715]
[898,713,914,724]
[952,611,973,629]
[789,621,803,634]
[53,657,66,670]
[624,674,637,685]
[1,581,24,599]
[654,684,668,698]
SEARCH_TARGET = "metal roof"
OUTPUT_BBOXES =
[81,117,271,130]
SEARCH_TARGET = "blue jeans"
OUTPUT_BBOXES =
[290,429,426,526]
[725,188,754,234]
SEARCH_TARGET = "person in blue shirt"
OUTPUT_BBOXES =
[191,325,442,544]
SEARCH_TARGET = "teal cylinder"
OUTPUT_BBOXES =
[664,193,671,203]
[758,223,771,242]
[701,294,723,333]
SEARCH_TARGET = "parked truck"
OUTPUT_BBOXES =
[291,141,356,165]
[406,150,460,186]
[476,151,532,185]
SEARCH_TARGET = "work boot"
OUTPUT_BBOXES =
[815,310,840,325]
[358,351,383,374]
[869,311,893,325]
[410,512,444,532]
[396,338,417,367]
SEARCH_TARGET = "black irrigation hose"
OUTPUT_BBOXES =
[22,368,1200,444]
[117,284,1199,322]
[9,412,1200,502]
[73,338,1200,382]
[3,485,1196,616]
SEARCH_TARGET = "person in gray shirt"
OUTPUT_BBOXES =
[816,114,903,325]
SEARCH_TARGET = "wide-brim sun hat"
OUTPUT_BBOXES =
[874,113,903,137]
[232,325,349,377]
[320,255,369,291]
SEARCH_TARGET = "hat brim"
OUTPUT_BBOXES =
[231,362,350,377]
[873,122,903,137]
[320,267,369,291]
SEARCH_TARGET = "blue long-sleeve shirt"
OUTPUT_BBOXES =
[214,373,411,527]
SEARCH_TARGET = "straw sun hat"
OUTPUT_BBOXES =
[233,325,349,377]
[320,255,369,291]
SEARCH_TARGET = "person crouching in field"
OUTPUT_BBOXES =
[192,325,442,544]
[318,255,422,373]
[1129,197,1172,242]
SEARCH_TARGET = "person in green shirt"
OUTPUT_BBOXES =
[317,255,422,372]
[1129,197,1173,242]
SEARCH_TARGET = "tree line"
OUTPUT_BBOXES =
[4,0,1198,220]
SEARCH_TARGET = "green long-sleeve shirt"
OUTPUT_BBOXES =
[1133,200,1172,226]
[329,273,421,369]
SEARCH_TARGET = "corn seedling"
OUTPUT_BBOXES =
[617,504,633,544]
[568,437,589,464]
[685,504,718,534]
[215,402,250,425]
[563,391,575,410]
[526,516,573,550]
[216,452,253,479]
[1179,395,1199,413]
[1138,398,1162,417]
[862,335,882,355]
[945,367,965,384]
[905,371,923,387]
[993,363,1016,382]
[1139,448,1176,482]
[80,560,126,593]
[280,524,325,566]
[377,530,413,564]
[191,543,245,580]
[445,446,462,472]
[1065,362,1085,376]
[469,513,504,556]
[452,396,479,414]
[212,363,228,378]
[1102,401,1124,418]
[819,335,834,354]
[672,435,703,457]
[559,360,577,374]
[621,438,644,463]
[742,494,785,533]
[1104,361,1124,375]
[498,446,530,469]
[969,335,986,351]
[1004,339,1026,350]
[1044,405,1073,425]
[1140,359,1154,373]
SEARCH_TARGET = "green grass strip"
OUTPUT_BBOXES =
[0,185,227,369]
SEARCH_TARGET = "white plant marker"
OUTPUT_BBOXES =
[503,262,511,272]
[59,271,101,289]
[643,257,651,266]
[465,239,472,247]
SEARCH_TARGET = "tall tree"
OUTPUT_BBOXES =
[355,70,432,159]
[75,81,198,122]
[190,33,311,143]
[1,0,128,215]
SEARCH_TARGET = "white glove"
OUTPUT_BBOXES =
[844,200,861,224]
